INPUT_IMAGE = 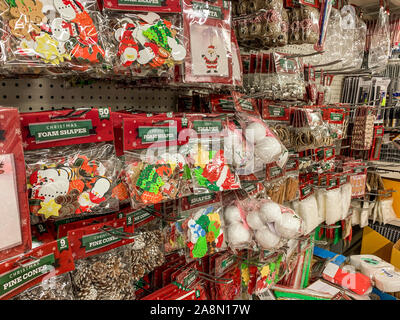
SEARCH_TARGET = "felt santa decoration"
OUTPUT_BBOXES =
[202,45,219,74]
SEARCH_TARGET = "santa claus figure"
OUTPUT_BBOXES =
[202,45,219,74]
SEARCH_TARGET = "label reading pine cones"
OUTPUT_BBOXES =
[81,227,124,252]
[0,254,55,298]
[133,208,152,224]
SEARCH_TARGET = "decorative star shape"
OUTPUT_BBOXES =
[38,199,61,219]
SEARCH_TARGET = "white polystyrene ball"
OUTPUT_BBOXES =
[255,137,282,163]
[228,222,251,247]
[259,202,282,224]
[246,211,265,230]
[224,206,242,225]
[275,212,302,239]
[255,226,282,249]
[245,122,266,143]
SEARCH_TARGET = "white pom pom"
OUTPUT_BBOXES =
[259,202,282,224]
[224,206,242,225]
[275,212,302,239]
[246,211,264,230]
[255,137,282,164]
[245,122,266,143]
[228,222,251,247]
[255,226,282,249]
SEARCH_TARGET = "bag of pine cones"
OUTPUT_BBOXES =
[130,229,165,283]
[71,245,135,300]
[13,273,75,300]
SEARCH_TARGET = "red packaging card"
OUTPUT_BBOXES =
[102,0,181,13]
[0,237,74,300]
[182,0,233,84]
[20,108,114,151]
[67,218,134,260]
[0,108,31,262]
[57,210,134,238]
[123,117,185,151]
[180,192,222,211]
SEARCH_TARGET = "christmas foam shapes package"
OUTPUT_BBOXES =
[104,11,186,78]
[182,0,233,84]
[0,107,32,263]
[182,137,241,194]
[178,192,226,260]
[22,108,120,220]
[122,116,192,207]
[0,0,110,74]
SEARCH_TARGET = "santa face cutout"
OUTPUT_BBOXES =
[121,47,138,65]
[53,0,77,21]
[51,17,71,42]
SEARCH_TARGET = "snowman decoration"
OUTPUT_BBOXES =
[78,177,111,212]
[202,45,219,74]
[30,168,70,203]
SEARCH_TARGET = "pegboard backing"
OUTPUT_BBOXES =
[0,78,177,113]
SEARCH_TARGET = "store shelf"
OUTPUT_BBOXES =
[0,78,178,113]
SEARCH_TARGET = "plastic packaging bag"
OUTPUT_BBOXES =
[301,5,319,44]
[368,7,390,71]
[0,0,109,73]
[13,273,74,300]
[25,143,120,221]
[131,229,165,282]
[104,11,186,78]
[246,198,305,241]
[183,202,226,259]
[351,201,361,226]
[184,138,241,194]
[325,187,342,225]
[71,245,135,300]
[124,147,191,207]
[237,109,288,168]
[293,194,319,235]
[315,188,326,224]
[379,198,398,225]
[223,200,252,251]
[163,219,186,254]
[182,0,233,84]
[341,183,352,220]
